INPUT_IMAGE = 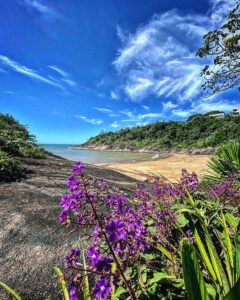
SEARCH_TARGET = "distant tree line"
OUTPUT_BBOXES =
[83,112,240,150]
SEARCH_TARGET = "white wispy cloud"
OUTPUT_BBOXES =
[94,107,113,114]
[48,65,68,77]
[110,121,120,128]
[138,113,162,120]
[94,107,119,117]
[19,0,60,19]
[0,55,78,91]
[171,99,239,119]
[172,110,190,118]
[114,0,235,103]
[110,91,119,100]
[120,109,162,124]
[162,101,178,110]
[4,90,14,94]
[142,105,149,110]
[75,115,103,125]
[49,65,78,87]
[0,55,64,89]
[191,99,239,114]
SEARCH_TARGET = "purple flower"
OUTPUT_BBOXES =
[69,283,78,300]
[186,230,194,244]
[61,194,72,210]
[96,257,114,272]
[72,161,85,175]
[66,248,80,268]
[94,277,111,299]
[59,210,68,224]
[93,224,99,243]
[99,178,107,190]
[68,176,80,192]
[77,214,86,225]
[87,246,101,267]
[106,218,126,243]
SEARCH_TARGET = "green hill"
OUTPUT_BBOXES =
[0,113,45,181]
[82,112,240,151]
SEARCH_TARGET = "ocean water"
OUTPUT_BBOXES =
[43,144,155,165]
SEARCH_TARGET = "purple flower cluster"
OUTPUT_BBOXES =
[60,161,237,299]
[66,248,80,268]
[208,173,240,204]
[60,161,149,299]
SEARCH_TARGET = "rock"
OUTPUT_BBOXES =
[0,155,138,299]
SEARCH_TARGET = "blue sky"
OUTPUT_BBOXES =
[0,0,239,144]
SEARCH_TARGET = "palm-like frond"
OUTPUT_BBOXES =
[205,140,240,182]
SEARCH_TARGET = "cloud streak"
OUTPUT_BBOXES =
[19,0,60,19]
[120,109,163,124]
[0,55,78,91]
[75,115,103,125]
[49,65,78,87]
[0,55,64,89]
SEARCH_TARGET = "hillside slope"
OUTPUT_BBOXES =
[81,113,240,151]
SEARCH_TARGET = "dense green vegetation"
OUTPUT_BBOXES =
[0,113,45,181]
[83,112,240,150]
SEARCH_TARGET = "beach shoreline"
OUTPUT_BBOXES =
[103,154,210,182]
[45,146,211,182]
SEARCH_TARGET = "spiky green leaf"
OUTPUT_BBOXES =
[182,238,210,300]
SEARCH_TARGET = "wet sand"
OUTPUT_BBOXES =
[104,154,210,182]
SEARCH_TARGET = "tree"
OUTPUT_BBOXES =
[197,1,240,96]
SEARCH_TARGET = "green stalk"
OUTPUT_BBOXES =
[0,282,22,300]
[54,267,70,300]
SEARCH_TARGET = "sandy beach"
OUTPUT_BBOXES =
[104,154,210,182]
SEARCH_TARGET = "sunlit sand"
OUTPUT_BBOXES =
[104,154,210,182]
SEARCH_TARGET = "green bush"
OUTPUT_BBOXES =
[0,113,46,182]
[18,144,46,159]
[0,150,23,181]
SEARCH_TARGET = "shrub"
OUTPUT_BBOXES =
[0,150,23,181]
[0,114,46,182]
[18,144,46,159]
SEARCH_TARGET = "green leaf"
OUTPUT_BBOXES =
[222,213,234,275]
[182,238,210,300]
[202,224,230,294]
[223,277,240,300]
[0,282,22,300]
[225,213,238,229]
[236,234,240,280]
[54,267,70,300]
[147,272,176,286]
[82,251,91,300]
[176,214,189,227]
[206,284,217,299]
[156,244,176,263]
[114,286,127,298]
[193,228,217,281]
